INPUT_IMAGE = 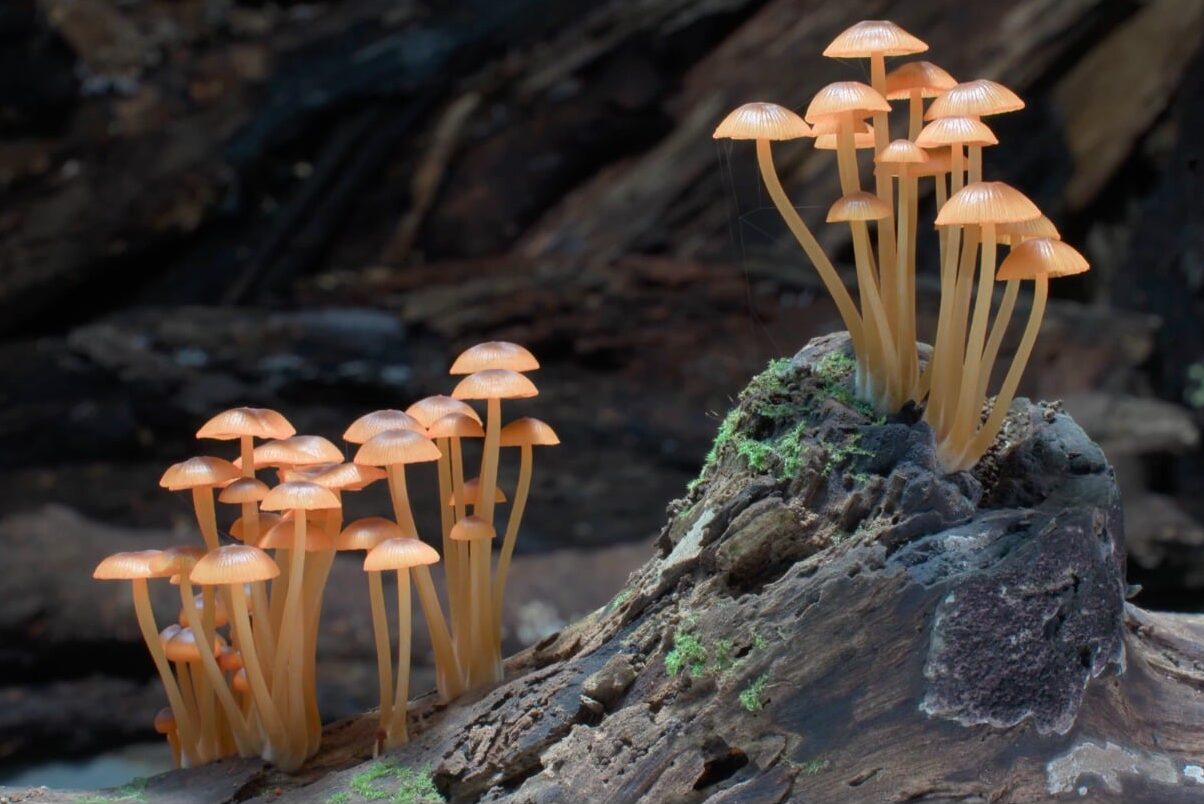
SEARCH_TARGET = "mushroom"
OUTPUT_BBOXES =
[154,708,181,769]
[164,626,227,761]
[259,481,341,762]
[932,181,1042,458]
[336,517,409,740]
[218,477,270,547]
[354,429,463,700]
[925,79,1024,183]
[493,418,560,646]
[190,544,291,768]
[884,60,956,139]
[94,550,201,767]
[197,407,295,543]
[363,537,442,747]
[947,238,1089,470]
[712,104,867,372]
[449,515,497,686]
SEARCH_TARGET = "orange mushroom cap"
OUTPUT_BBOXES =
[260,481,342,512]
[996,238,1089,281]
[452,369,539,401]
[712,102,812,141]
[164,627,225,663]
[159,456,241,491]
[935,181,1041,226]
[998,215,1060,245]
[354,428,442,467]
[311,462,387,491]
[809,116,871,136]
[884,60,956,99]
[343,410,423,444]
[823,20,928,58]
[250,436,343,468]
[196,407,295,441]
[336,517,411,551]
[499,417,560,447]
[814,126,878,150]
[875,139,928,165]
[405,396,481,428]
[449,515,496,542]
[218,477,270,504]
[450,341,540,375]
[153,708,176,735]
[218,647,243,673]
[257,519,336,552]
[446,477,508,508]
[94,550,172,580]
[427,412,486,440]
[925,78,1024,120]
[915,116,998,148]
[363,537,441,572]
[191,544,280,584]
[827,192,892,222]
[229,512,282,542]
[805,82,890,123]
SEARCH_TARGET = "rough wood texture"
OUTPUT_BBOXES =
[16,334,1204,803]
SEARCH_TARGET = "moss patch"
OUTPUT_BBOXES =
[335,761,442,803]
[78,778,148,804]
[739,673,770,712]
[665,629,708,678]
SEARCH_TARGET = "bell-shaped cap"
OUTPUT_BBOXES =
[218,477,270,504]
[999,215,1060,245]
[875,139,928,165]
[915,116,997,148]
[191,545,280,585]
[150,546,207,576]
[823,20,927,58]
[712,102,812,141]
[160,456,241,491]
[164,627,225,663]
[427,412,486,440]
[935,181,1041,226]
[354,428,442,467]
[447,477,508,508]
[312,462,386,491]
[251,436,343,468]
[196,407,295,441]
[884,61,956,99]
[452,369,539,401]
[405,396,481,428]
[805,82,890,122]
[178,592,228,627]
[996,238,1089,281]
[154,708,176,735]
[364,537,441,572]
[827,192,892,222]
[500,417,560,447]
[343,410,423,444]
[258,519,335,551]
[809,116,870,136]
[450,341,540,375]
[229,512,282,542]
[337,517,411,552]
[260,480,341,512]
[814,126,877,150]
[278,462,340,483]
[449,515,496,542]
[94,550,171,581]
[926,78,1024,120]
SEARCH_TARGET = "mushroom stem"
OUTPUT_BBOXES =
[870,53,898,348]
[434,438,460,651]
[387,570,412,747]
[238,436,261,544]
[301,549,334,757]
[969,145,983,184]
[493,444,532,644]
[953,276,1049,471]
[270,511,308,764]
[475,398,503,679]
[925,218,963,426]
[178,578,254,756]
[131,579,201,767]
[937,227,981,439]
[467,536,489,685]
[754,138,865,358]
[366,570,393,733]
[950,223,998,452]
[229,585,290,767]
[174,661,202,760]
[250,582,274,684]
[895,168,919,396]
[167,729,181,769]
[449,438,471,681]
[908,88,923,140]
[976,280,1021,401]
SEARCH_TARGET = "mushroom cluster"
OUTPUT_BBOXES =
[93,342,558,770]
[715,19,1089,471]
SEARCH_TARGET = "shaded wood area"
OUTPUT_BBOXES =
[3,0,1204,769]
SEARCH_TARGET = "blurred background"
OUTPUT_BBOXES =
[2,0,1203,788]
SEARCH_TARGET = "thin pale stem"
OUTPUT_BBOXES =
[976,280,1020,401]
[132,579,201,766]
[412,564,464,699]
[387,571,412,747]
[179,578,254,755]
[230,587,290,767]
[951,223,998,451]
[367,571,393,731]
[493,445,532,644]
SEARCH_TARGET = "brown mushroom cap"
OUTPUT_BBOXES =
[884,60,956,99]
[875,139,929,165]
[823,20,927,58]
[499,417,560,447]
[336,517,411,551]
[427,412,486,440]
[452,369,539,401]
[229,512,282,542]
[935,181,1041,226]
[364,537,441,572]
[191,544,280,585]
[218,477,270,504]
[354,428,442,467]
[164,627,225,663]
[311,462,387,491]
[712,102,812,141]
[926,78,1024,120]
[405,396,482,428]
[996,238,1089,281]
[449,515,496,542]
[159,456,241,491]
[828,192,892,223]
[814,126,877,151]
[94,550,172,580]
[450,341,540,375]
[915,116,998,148]
[196,407,295,441]
[805,82,891,123]
[260,481,342,512]
[218,647,243,673]
[250,436,343,468]
[258,519,336,552]
[998,215,1060,244]
[343,410,423,444]
[446,477,508,508]
[153,707,176,735]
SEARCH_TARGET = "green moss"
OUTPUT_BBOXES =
[794,757,830,775]
[344,762,441,803]
[327,794,352,804]
[665,629,708,678]
[607,588,632,611]
[711,639,737,677]
[739,673,770,712]
[820,433,873,478]
[78,778,148,804]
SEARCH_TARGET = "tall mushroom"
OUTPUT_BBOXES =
[94,550,201,767]
[884,60,956,139]
[925,79,1024,183]
[448,515,497,687]
[493,418,559,646]
[353,428,464,700]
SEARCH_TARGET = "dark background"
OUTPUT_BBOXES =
[2,0,1203,777]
